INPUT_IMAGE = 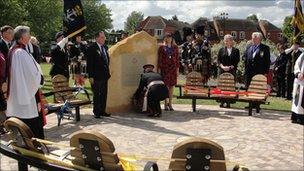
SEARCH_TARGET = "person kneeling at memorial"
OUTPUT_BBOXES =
[133,64,168,117]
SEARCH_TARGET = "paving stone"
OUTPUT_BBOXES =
[0,104,303,170]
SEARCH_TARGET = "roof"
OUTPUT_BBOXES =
[259,20,281,32]
[165,20,191,30]
[143,16,166,30]
[137,16,191,31]
[191,17,208,27]
[214,18,259,31]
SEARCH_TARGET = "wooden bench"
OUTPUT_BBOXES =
[1,117,138,171]
[51,74,91,121]
[176,74,269,115]
[238,74,269,116]
[144,137,247,171]
[210,73,237,107]
[176,71,210,112]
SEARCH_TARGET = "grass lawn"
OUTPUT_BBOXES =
[41,63,291,112]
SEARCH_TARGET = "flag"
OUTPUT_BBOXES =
[291,0,304,41]
[63,0,86,38]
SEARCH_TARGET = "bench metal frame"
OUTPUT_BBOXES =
[0,143,74,171]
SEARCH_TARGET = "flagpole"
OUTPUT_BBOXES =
[67,26,87,39]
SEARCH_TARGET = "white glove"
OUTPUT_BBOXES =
[57,37,68,49]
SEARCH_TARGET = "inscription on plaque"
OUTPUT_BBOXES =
[122,54,147,86]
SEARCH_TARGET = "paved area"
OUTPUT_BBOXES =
[0,104,303,170]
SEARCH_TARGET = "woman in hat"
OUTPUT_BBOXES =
[158,32,179,111]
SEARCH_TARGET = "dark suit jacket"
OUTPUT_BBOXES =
[134,71,168,100]
[286,50,302,75]
[49,45,69,78]
[274,52,287,75]
[31,44,42,63]
[244,43,270,76]
[0,39,9,59]
[217,47,240,74]
[86,42,110,81]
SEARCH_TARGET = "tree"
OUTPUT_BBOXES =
[246,14,259,22]
[172,15,178,21]
[18,0,62,44]
[0,0,113,51]
[124,11,144,34]
[83,1,113,38]
[282,15,304,43]
[0,0,28,27]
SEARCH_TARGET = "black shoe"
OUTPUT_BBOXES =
[101,113,111,117]
[155,113,161,117]
[147,113,155,117]
[94,115,101,119]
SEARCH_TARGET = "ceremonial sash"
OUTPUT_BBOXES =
[142,81,164,112]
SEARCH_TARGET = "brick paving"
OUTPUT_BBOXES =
[0,104,303,170]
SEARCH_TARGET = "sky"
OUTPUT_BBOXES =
[101,0,295,30]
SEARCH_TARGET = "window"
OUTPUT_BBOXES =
[220,31,224,36]
[278,33,282,39]
[239,31,245,39]
[231,31,237,39]
[155,29,163,36]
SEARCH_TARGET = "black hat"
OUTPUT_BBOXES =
[183,27,193,37]
[55,31,64,40]
[195,26,205,35]
[143,64,154,69]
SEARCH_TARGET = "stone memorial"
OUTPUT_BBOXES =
[107,31,158,113]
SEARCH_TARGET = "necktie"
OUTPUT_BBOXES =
[7,42,11,48]
[100,45,108,64]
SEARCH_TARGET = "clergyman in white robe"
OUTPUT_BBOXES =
[6,45,44,137]
[291,52,304,125]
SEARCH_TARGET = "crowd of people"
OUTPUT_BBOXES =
[0,23,303,137]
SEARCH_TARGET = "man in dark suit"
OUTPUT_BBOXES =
[87,31,111,118]
[0,25,14,59]
[217,34,240,76]
[49,31,70,79]
[134,64,169,117]
[285,41,302,100]
[243,32,270,89]
[274,44,287,98]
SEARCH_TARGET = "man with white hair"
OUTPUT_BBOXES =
[6,25,45,138]
[243,32,270,88]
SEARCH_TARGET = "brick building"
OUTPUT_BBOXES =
[136,16,191,43]
[137,16,282,44]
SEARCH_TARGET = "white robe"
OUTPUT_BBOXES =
[292,53,304,115]
[6,48,42,119]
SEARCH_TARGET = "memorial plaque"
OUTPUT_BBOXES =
[121,54,147,86]
[107,31,158,113]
